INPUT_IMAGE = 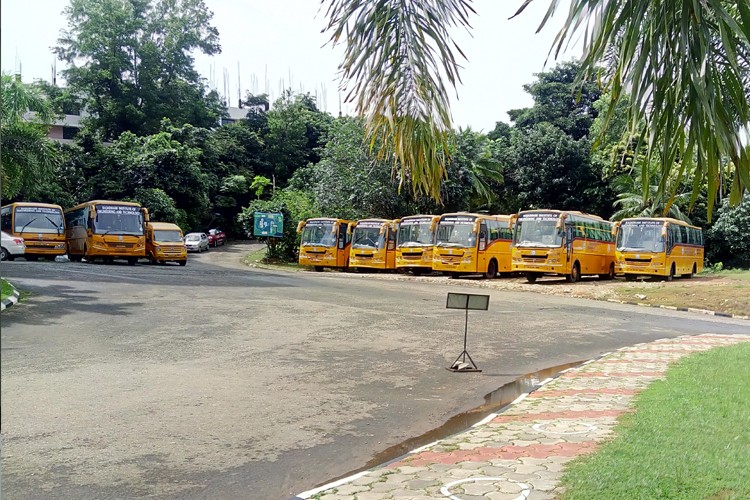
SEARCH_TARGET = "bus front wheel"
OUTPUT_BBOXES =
[526,272,539,284]
[599,263,615,280]
[666,264,675,281]
[566,262,581,283]
[485,259,498,279]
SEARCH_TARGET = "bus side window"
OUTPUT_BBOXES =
[1,207,11,231]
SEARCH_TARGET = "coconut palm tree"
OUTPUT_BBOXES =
[1,73,59,199]
[323,0,750,218]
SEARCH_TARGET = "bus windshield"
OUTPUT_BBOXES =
[397,222,434,247]
[352,226,385,249]
[154,230,184,243]
[301,222,337,246]
[14,207,64,234]
[616,222,665,252]
[94,205,143,236]
[513,217,563,247]
[436,222,476,248]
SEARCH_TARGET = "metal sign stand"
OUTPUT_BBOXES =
[445,292,489,373]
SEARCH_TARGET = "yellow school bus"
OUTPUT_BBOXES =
[65,200,148,265]
[512,210,615,283]
[395,215,440,274]
[614,217,704,281]
[145,222,187,266]
[432,213,515,278]
[348,218,398,271]
[297,218,354,271]
[1,202,67,260]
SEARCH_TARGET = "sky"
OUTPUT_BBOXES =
[1,0,577,132]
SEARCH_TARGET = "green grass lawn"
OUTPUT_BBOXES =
[242,247,302,271]
[560,342,750,499]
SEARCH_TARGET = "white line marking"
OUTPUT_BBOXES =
[511,393,529,405]
[296,470,370,498]
[440,477,530,500]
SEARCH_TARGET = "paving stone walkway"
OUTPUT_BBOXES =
[296,333,750,500]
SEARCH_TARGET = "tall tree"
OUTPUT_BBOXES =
[1,74,59,199]
[55,0,223,140]
[325,0,750,217]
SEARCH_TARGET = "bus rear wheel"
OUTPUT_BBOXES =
[485,259,498,279]
[566,262,581,283]
[599,263,615,280]
[683,264,696,279]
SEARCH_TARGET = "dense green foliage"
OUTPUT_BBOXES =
[2,0,746,266]
[707,195,750,268]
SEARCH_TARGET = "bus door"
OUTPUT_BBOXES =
[386,224,397,269]
[476,222,488,273]
[336,222,350,266]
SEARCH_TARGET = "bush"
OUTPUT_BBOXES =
[706,195,750,269]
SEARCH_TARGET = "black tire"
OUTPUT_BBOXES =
[599,263,615,280]
[1,247,10,261]
[449,272,460,279]
[624,274,636,282]
[127,257,138,266]
[314,266,325,272]
[526,272,538,284]
[179,260,187,266]
[566,262,581,283]
[411,268,426,276]
[666,264,675,281]
[70,254,82,262]
[683,264,696,279]
[485,259,498,279]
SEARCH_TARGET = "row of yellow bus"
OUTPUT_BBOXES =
[1,200,187,265]
[297,210,704,282]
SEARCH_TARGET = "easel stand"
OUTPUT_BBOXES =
[447,308,482,372]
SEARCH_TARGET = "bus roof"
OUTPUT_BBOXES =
[619,217,700,229]
[399,214,440,220]
[147,222,183,231]
[439,212,508,220]
[3,202,63,210]
[353,218,393,225]
[65,200,143,212]
[517,209,606,221]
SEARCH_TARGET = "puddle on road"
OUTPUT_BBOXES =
[316,360,584,490]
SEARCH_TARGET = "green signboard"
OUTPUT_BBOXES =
[253,212,284,238]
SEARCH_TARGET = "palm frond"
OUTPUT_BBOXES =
[323,0,474,200]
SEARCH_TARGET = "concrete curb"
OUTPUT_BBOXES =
[605,298,749,320]
[1,282,20,311]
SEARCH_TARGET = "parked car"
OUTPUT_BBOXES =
[207,228,226,247]
[1,231,26,261]
[184,232,209,253]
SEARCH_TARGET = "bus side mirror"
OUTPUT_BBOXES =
[612,221,620,235]
[296,221,305,234]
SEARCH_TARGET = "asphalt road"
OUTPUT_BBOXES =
[2,244,749,499]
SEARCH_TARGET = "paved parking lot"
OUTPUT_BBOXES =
[2,244,749,499]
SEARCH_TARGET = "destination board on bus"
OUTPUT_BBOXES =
[400,216,434,226]
[356,220,386,228]
[626,220,663,227]
[15,206,61,215]
[441,215,476,224]
[96,205,140,215]
[518,212,559,222]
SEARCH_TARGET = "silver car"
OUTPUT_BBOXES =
[1,231,26,261]
[184,232,209,252]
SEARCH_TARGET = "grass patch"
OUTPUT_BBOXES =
[560,343,750,500]
[613,270,750,317]
[242,247,301,271]
[1,278,16,301]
